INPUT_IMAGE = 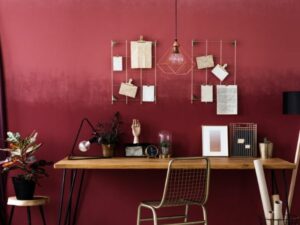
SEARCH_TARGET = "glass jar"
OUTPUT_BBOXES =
[158,131,172,157]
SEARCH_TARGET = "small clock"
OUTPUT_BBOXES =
[145,145,159,158]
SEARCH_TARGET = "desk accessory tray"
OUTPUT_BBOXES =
[125,143,151,157]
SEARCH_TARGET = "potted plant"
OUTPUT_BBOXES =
[0,131,52,200]
[96,112,122,157]
[259,137,273,159]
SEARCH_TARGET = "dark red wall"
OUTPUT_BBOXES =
[0,0,300,224]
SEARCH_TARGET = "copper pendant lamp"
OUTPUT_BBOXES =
[158,0,192,75]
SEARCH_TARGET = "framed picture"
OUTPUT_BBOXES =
[202,125,229,156]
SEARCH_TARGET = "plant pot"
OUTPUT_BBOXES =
[12,177,36,200]
[259,142,273,159]
[102,144,114,158]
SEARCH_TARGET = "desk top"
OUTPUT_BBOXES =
[54,157,296,170]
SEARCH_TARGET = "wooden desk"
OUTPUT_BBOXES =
[54,157,295,170]
[54,157,295,225]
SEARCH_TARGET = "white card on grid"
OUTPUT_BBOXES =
[201,85,213,102]
[113,56,123,71]
[142,85,155,102]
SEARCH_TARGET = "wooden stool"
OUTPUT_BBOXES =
[7,196,49,225]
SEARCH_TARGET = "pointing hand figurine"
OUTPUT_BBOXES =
[131,119,141,144]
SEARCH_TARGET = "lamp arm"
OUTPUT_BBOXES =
[69,118,97,158]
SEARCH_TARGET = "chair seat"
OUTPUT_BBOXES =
[7,196,49,207]
[141,199,202,208]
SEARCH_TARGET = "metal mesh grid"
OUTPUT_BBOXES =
[159,157,209,207]
[230,123,257,157]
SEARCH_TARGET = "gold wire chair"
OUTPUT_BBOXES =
[137,157,210,225]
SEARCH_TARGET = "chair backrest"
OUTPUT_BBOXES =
[157,157,210,208]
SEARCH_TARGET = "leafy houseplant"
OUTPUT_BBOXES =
[96,112,122,157]
[0,131,52,199]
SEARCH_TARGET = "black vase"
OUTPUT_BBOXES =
[12,177,36,200]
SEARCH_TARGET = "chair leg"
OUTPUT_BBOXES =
[39,206,47,225]
[201,205,207,225]
[137,204,142,225]
[27,207,32,225]
[184,204,189,222]
[149,207,158,225]
[8,206,15,225]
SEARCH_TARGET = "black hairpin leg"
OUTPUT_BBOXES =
[64,170,77,225]
[72,170,85,225]
[57,169,86,225]
[57,169,67,225]
[67,170,75,225]
[271,170,279,195]
[282,170,290,225]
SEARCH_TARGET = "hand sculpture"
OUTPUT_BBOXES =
[131,119,141,144]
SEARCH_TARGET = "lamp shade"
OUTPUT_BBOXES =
[283,91,300,114]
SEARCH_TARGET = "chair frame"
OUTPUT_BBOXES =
[137,157,210,225]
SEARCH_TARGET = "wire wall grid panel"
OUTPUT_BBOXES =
[191,40,237,104]
[229,123,257,157]
[111,39,157,104]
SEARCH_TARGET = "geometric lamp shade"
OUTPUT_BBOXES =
[283,91,300,115]
[157,44,193,75]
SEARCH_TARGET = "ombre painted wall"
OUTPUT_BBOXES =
[0,0,300,224]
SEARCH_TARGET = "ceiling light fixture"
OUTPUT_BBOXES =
[158,0,192,75]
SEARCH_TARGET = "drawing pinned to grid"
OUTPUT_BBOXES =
[216,85,238,115]
[130,41,152,69]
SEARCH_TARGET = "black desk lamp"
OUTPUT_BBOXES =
[282,91,300,219]
[68,118,102,160]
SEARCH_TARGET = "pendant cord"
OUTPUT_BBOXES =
[175,0,178,40]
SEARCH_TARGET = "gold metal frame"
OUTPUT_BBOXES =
[137,157,210,225]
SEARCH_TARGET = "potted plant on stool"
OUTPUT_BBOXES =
[0,131,52,200]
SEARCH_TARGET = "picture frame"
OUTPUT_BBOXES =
[202,125,229,156]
